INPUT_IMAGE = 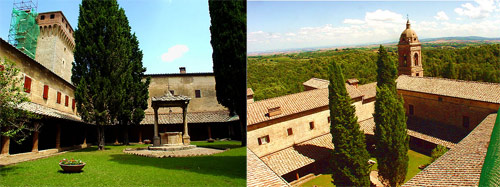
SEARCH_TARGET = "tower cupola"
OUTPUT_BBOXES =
[397,18,424,77]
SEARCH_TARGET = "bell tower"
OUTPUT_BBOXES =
[397,19,423,77]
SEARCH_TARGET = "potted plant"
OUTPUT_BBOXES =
[59,158,85,172]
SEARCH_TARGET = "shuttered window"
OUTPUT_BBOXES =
[43,85,49,99]
[65,95,69,106]
[57,92,61,104]
[24,76,32,93]
[72,99,75,109]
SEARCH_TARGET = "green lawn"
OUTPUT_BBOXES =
[0,141,246,186]
[301,150,430,187]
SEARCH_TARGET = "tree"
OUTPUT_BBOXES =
[442,60,457,79]
[0,58,39,143]
[430,145,448,163]
[376,45,397,91]
[72,0,133,150]
[374,45,409,186]
[328,60,371,186]
[117,33,150,145]
[208,0,246,146]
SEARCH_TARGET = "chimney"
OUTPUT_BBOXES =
[346,78,359,88]
[268,106,282,117]
[179,67,186,74]
[247,88,254,104]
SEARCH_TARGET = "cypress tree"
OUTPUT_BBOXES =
[374,46,409,186]
[208,0,247,146]
[329,60,371,186]
[376,45,397,91]
[72,0,132,150]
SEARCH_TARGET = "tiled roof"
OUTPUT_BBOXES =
[358,82,377,99]
[140,110,238,125]
[404,113,497,186]
[17,102,82,122]
[260,133,333,176]
[247,88,254,96]
[152,92,190,102]
[302,78,329,89]
[397,75,500,104]
[248,83,364,126]
[346,78,359,84]
[247,148,290,187]
[359,117,457,148]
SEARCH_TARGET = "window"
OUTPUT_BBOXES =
[65,95,69,106]
[309,121,315,130]
[62,18,65,23]
[258,135,270,145]
[195,90,201,98]
[43,85,49,99]
[72,99,76,109]
[438,97,443,102]
[463,116,470,129]
[416,73,419,76]
[24,76,32,93]
[414,53,419,66]
[57,92,61,104]
[50,14,55,19]
[287,128,293,136]
[327,116,331,123]
[403,55,407,67]
[409,105,414,115]
[169,90,174,95]
[40,15,45,20]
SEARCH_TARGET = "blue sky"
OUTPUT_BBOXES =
[0,0,214,74]
[248,0,500,52]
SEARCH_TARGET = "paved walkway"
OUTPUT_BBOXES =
[123,147,226,158]
[0,149,65,166]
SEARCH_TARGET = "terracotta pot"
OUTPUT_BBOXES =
[59,163,85,172]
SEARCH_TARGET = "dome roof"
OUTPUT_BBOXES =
[399,20,419,44]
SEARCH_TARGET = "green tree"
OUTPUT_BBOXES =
[376,45,397,91]
[442,60,457,79]
[430,145,448,163]
[72,0,133,150]
[208,0,246,146]
[328,60,371,186]
[0,58,39,143]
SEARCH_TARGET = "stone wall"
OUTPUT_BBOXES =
[145,74,227,114]
[1,40,77,116]
[399,90,499,131]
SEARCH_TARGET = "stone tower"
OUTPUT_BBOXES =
[35,11,75,83]
[397,19,423,77]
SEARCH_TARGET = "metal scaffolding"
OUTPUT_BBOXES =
[7,0,39,59]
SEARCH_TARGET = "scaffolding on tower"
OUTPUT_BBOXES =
[7,0,39,59]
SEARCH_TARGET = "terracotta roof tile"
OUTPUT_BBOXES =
[248,82,364,126]
[359,117,457,148]
[247,88,254,96]
[152,92,190,102]
[247,148,290,187]
[140,111,238,125]
[260,133,333,176]
[358,82,377,99]
[397,75,500,104]
[17,102,82,122]
[302,78,329,89]
[403,113,497,186]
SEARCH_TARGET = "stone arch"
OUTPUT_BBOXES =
[414,52,419,66]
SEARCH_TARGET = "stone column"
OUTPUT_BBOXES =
[153,106,160,146]
[82,126,87,148]
[182,105,190,145]
[56,124,61,151]
[1,127,9,155]
[32,131,39,152]
[207,125,214,142]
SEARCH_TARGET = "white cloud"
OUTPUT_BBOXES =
[434,11,449,21]
[365,9,404,22]
[343,19,365,25]
[454,0,498,19]
[161,45,189,62]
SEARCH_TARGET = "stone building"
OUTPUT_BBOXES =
[247,20,500,186]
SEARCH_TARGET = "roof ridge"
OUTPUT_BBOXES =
[399,75,500,86]
[248,88,327,106]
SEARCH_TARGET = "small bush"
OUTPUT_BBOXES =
[430,145,448,163]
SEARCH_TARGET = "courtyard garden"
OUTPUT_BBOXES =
[0,141,246,186]
[301,150,431,187]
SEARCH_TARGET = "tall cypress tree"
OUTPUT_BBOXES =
[208,0,247,146]
[72,0,132,150]
[374,46,409,186]
[329,60,371,186]
[376,45,397,91]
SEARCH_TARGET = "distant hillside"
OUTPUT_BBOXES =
[248,36,500,56]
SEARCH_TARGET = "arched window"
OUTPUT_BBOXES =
[403,55,407,67]
[414,53,419,66]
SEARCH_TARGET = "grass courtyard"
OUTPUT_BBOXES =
[301,150,431,187]
[0,141,246,186]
